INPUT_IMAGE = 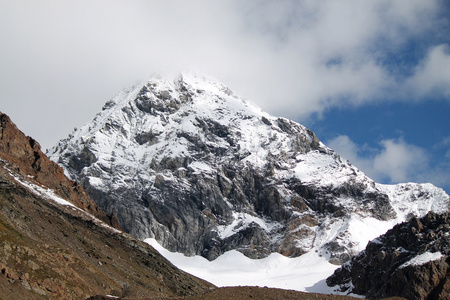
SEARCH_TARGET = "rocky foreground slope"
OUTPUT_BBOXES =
[0,113,116,227]
[0,111,214,299]
[327,211,450,300]
[49,72,449,264]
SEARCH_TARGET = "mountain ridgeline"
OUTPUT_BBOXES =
[49,73,449,263]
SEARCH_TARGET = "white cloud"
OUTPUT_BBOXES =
[0,0,448,149]
[230,0,445,117]
[324,135,372,172]
[328,136,429,184]
[405,44,450,99]
[439,137,450,159]
[372,139,428,183]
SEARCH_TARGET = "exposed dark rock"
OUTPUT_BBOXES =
[135,84,183,114]
[68,146,97,172]
[327,211,450,299]
[135,131,159,145]
[261,116,272,125]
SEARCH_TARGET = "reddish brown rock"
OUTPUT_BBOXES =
[0,112,121,229]
[0,159,213,299]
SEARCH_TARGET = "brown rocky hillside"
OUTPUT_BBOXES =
[0,156,216,299]
[0,111,214,298]
[0,112,119,228]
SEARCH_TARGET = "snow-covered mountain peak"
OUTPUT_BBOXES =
[54,72,320,174]
[49,73,449,263]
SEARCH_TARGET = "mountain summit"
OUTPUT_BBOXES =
[49,72,449,262]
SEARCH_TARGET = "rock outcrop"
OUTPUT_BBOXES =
[0,112,121,229]
[49,72,450,262]
[327,211,450,299]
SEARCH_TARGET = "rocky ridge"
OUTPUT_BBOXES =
[327,211,450,299]
[49,72,450,262]
[0,112,120,229]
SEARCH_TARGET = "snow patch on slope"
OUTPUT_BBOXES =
[293,151,366,188]
[145,238,339,294]
[3,161,122,235]
[380,183,449,218]
[144,201,420,294]
[399,251,444,269]
[216,212,279,239]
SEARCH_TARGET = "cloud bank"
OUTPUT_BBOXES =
[327,135,450,189]
[0,0,449,150]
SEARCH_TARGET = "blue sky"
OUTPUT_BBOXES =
[0,1,449,193]
[308,101,450,193]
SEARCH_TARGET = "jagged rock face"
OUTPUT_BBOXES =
[48,73,450,262]
[327,212,450,300]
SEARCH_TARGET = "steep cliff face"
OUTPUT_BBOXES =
[327,212,450,300]
[49,72,449,262]
[0,112,213,299]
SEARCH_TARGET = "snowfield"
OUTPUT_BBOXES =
[145,238,341,294]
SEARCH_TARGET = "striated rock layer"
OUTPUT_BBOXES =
[49,72,449,262]
[327,211,450,299]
